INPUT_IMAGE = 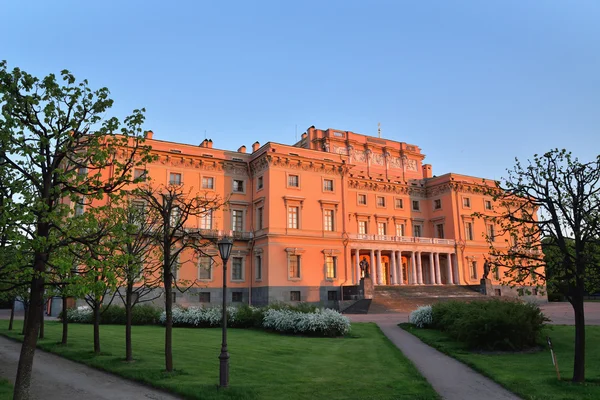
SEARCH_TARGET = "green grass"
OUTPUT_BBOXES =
[400,323,600,400]
[0,321,438,400]
[0,378,12,400]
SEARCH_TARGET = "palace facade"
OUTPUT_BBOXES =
[123,127,531,307]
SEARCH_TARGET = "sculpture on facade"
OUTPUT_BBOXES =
[483,260,491,280]
[359,257,370,278]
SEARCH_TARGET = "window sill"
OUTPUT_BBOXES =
[288,278,302,282]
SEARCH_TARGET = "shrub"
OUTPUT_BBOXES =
[231,304,263,328]
[160,305,240,327]
[262,308,351,337]
[409,305,433,328]
[431,299,548,350]
[65,305,161,325]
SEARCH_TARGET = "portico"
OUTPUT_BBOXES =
[350,236,458,286]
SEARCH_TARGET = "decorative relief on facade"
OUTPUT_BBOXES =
[333,146,348,156]
[426,183,453,197]
[389,156,403,169]
[371,153,385,166]
[405,159,418,171]
[352,149,367,163]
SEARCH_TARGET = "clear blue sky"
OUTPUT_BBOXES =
[2,0,599,180]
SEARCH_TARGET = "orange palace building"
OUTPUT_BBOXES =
[135,127,523,306]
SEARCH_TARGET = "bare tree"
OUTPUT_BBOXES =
[480,149,600,382]
[137,183,225,372]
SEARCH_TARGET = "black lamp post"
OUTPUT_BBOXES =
[217,236,233,388]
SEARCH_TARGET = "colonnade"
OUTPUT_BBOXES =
[353,248,458,286]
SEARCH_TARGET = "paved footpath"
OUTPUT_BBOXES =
[350,314,521,400]
[348,303,600,400]
[0,335,181,400]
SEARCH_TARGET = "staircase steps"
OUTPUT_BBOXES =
[370,285,488,313]
[341,299,372,314]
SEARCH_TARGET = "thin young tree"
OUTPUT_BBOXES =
[137,183,224,372]
[480,149,600,382]
[0,61,152,399]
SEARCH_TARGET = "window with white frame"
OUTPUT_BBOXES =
[358,194,367,205]
[377,222,387,236]
[288,174,299,188]
[484,199,493,210]
[289,254,301,279]
[288,206,299,229]
[395,198,403,209]
[202,176,214,189]
[257,176,263,190]
[470,261,478,280]
[395,223,405,237]
[169,172,182,185]
[133,168,146,180]
[74,196,85,216]
[487,224,495,242]
[436,223,445,239]
[257,206,264,230]
[326,256,337,279]
[232,209,244,231]
[463,197,471,208]
[233,179,244,193]
[494,265,500,280]
[465,221,474,240]
[171,253,180,281]
[232,257,244,281]
[413,224,422,237]
[324,209,334,231]
[200,208,212,230]
[170,206,181,227]
[434,199,442,209]
[358,220,368,234]
[376,196,386,207]
[323,179,334,192]
[198,256,212,280]
[255,255,262,280]
[412,200,420,211]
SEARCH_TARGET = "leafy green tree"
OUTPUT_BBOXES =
[0,61,152,399]
[481,149,600,382]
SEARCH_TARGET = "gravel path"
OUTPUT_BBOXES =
[0,336,181,400]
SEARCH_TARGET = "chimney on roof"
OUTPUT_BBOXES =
[252,141,260,152]
[146,130,154,140]
[423,164,432,179]
[207,139,213,149]
[200,139,208,148]
[238,145,246,153]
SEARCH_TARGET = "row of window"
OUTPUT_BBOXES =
[468,260,501,281]
[464,221,496,241]
[193,290,339,304]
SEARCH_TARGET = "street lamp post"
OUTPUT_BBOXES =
[217,236,233,388]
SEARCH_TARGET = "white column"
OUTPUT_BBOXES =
[397,251,404,285]
[435,252,442,284]
[417,252,423,285]
[390,250,397,285]
[447,253,454,284]
[429,252,435,285]
[355,249,360,284]
[370,249,376,284]
[376,250,383,285]
[410,251,417,284]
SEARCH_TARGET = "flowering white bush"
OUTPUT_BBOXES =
[66,306,93,323]
[159,306,240,327]
[409,305,433,328]
[262,308,351,337]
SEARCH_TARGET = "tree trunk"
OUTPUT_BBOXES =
[38,300,45,339]
[93,301,101,354]
[164,273,173,372]
[572,296,586,382]
[8,298,15,331]
[125,285,133,362]
[61,296,68,345]
[21,304,28,336]
[13,269,45,400]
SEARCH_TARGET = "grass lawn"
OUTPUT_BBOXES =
[0,379,12,400]
[0,321,438,400]
[400,323,600,400]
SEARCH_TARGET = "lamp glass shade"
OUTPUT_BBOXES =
[218,237,233,261]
